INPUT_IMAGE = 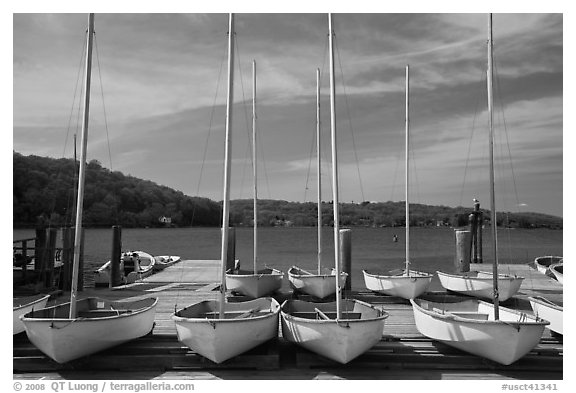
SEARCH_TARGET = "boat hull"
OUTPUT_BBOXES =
[172,298,280,363]
[534,256,562,275]
[287,266,348,299]
[436,270,524,301]
[225,268,284,298]
[280,299,388,364]
[363,269,433,299]
[94,250,156,286]
[153,255,181,271]
[13,294,50,335]
[549,263,563,284]
[529,296,563,335]
[21,297,158,363]
[410,297,547,365]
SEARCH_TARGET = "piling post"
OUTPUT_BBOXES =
[339,228,352,291]
[110,225,122,287]
[61,227,73,291]
[75,227,85,291]
[476,211,483,263]
[225,227,237,271]
[45,228,58,288]
[34,227,47,274]
[468,212,478,263]
[454,229,472,272]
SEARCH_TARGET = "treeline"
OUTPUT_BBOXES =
[13,152,562,229]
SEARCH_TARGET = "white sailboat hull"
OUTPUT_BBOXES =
[288,266,348,299]
[225,268,284,298]
[172,298,280,363]
[529,296,562,335]
[363,269,433,299]
[437,270,524,301]
[534,256,562,275]
[280,299,388,364]
[21,297,158,363]
[411,298,547,365]
[549,263,563,284]
[13,294,50,335]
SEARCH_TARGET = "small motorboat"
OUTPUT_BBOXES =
[94,250,156,286]
[153,255,181,271]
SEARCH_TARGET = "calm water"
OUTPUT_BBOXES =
[13,226,563,291]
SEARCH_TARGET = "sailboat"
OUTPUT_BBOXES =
[549,262,563,284]
[225,59,284,299]
[280,14,388,365]
[172,14,280,364]
[410,14,548,365]
[13,294,50,335]
[362,65,433,300]
[94,250,157,285]
[287,68,348,299]
[534,255,562,275]
[529,296,562,335]
[20,14,158,364]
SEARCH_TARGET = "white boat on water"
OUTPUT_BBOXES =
[549,263,563,284]
[172,14,281,364]
[225,59,283,298]
[436,270,524,301]
[410,14,548,366]
[362,65,433,300]
[529,296,562,335]
[153,255,181,271]
[287,68,347,299]
[21,14,158,364]
[411,297,548,365]
[534,255,562,275]
[280,14,388,364]
[94,250,156,286]
[13,294,50,335]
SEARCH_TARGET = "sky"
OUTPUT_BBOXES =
[10,4,564,217]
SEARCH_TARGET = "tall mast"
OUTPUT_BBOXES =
[487,13,500,320]
[252,59,258,274]
[70,13,94,318]
[316,68,322,275]
[328,13,341,320]
[405,64,410,276]
[219,13,235,318]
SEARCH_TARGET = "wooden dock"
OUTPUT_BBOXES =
[13,260,563,380]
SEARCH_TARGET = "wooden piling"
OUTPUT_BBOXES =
[34,227,47,274]
[44,228,57,288]
[226,227,236,271]
[110,226,122,288]
[454,229,471,272]
[60,227,73,291]
[339,228,352,290]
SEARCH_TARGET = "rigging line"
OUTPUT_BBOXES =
[190,41,227,227]
[303,117,317,202]
[390,153,401,202]
[256,110,273,200]
[234,34,255,201]
[334,34,366,203]
[93,36,113,172]
[458,68,486,207]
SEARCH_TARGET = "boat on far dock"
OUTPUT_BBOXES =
[153,255,181,271]
[94,250,156,286]
[549,262,563,284]
[436,270,524,302]
[534,255,562,275]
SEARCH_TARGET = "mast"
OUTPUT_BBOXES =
[70,13,94,318]
[487,13,500,320]
[219,13,235,318]
[252,60,258,274]
[316,68,322,275]
[328,13,341,320]
[405,64,410,276]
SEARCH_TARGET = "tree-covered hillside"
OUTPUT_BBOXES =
[13,152,562,229]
